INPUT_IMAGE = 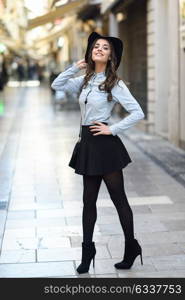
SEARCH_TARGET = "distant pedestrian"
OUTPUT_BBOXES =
[17,62,25,81]
[0,57,8,91]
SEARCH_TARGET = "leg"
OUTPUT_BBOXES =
[102,169,143,269]
[76,174,102,274]
[82,174,102,244]
[102,169,134,241]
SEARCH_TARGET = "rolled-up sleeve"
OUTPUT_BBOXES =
[51,64,85,95]
[109,80,145,136]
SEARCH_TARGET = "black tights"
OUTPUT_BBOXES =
[82,170,134,244]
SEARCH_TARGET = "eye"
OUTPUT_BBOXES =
[94,45,109,50]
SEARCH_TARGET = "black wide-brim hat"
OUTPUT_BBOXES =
[85,31,123,70]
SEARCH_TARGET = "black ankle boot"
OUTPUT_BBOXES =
[114,238,143,269]
[76,242,96,274]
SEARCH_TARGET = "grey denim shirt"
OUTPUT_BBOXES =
[51,64,145,136]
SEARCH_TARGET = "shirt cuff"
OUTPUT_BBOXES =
[71,63,81,73]
[109,125,118,136]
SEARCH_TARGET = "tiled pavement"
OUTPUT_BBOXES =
[0,84,185,278]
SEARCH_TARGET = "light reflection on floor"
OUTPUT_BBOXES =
[7,80,40,87]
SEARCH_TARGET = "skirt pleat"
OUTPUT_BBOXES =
[68,123,132,175]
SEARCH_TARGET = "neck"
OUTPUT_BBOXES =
[94,63,106,74]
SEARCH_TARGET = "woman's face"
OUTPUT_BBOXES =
[91,39,111,64]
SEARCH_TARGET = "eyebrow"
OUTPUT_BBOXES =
[95,43,109,47]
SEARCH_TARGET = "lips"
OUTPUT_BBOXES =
[95,53,103,56]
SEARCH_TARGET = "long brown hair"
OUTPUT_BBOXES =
[79,38,122,101]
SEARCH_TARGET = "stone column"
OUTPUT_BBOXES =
[109,12,118,37]
[168,0,180,146]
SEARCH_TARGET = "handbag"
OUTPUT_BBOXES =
[69,117,82,166]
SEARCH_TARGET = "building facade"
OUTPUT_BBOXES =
[101,0,185,150]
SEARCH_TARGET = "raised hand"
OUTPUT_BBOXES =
[75,59,87,70]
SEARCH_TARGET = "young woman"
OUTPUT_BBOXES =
[51,32,145,274]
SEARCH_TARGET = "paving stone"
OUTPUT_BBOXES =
[3,228,36,239]
[10,193,35,200]
[97,207,118,216]
[38,245,110,262]
[37,225,101,238]
[37,208,83,218]
[0,249,35,263]
[2,237,38,250]
[107,236,124,258]
[149,204,185,213]
[152,255,185,271]
[0,261,75,277]
[96,215,120,225]
[161,219,185,231]
[0,210,6,228]
[9,202,62,211]
[118,270,185,278]
[134,219,167,233]
[5,217,67,229]
[141,212,185,221]
[36,209,65,218]
[132,205,152,214]
[98,223,123,235]
[62,201,83,208]
[137,230,185,244]
[7,210,35,219]
[36,195,62,202]
[141,243,184,257]
[38,237,71,249]
[92,274,118,278]
[5,219,37,229]
[65,216,82,226]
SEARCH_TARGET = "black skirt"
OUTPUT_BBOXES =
[68,122,132,175]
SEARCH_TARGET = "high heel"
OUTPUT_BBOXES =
[140,252,143,265]
[93,255,95,268]
[76,242,96,274]
[114,238,143,269]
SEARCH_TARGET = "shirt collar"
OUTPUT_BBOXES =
[93,71,106,77]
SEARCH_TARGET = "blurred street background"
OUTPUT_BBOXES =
[0,0,185,278]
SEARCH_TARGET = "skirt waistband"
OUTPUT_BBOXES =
[82,122,108,127]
